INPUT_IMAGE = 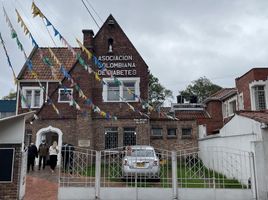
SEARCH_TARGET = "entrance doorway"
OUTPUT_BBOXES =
[36,126,63,165]
[42,132,59,146]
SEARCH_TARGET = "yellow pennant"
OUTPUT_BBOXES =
[15,9,30,36]
[94,72,101,82]
[48,48,61,66]
[127,87,133,95]
[76,38,92,60]
[52,103,60,115]
[31,2,45,18]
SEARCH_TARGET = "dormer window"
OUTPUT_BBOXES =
[108,38,113,53]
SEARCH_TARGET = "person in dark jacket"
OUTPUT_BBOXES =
[38,140,48,170]
[27,143,38,172]
[61,143,74,173]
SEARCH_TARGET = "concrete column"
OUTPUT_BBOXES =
[172,151,178,199]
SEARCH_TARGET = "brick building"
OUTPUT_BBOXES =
[202,67,268,135]
[17,15,203,151]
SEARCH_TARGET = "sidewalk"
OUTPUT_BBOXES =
[24,167,59,200]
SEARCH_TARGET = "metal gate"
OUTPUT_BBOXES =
[58,146,256,200]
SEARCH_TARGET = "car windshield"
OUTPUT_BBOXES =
[131,149,154,157]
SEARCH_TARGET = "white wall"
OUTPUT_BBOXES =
[253,130,268,200]
[0,116,25,144]
[198,115,263,185]
[58,187,252,200]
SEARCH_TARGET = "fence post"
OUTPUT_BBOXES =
[95,151,101,200]
[172,151,178,200]
[249,152,258,200]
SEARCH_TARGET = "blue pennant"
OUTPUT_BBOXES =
[45,18,52,26]
[53,26,59,37]
[84,98,92,105]
[60,65,71,79]
[26,59,33,71]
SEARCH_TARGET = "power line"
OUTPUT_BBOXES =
[81,0,100,29]
[85,0,103,24]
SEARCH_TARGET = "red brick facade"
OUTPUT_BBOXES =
[0,144,22,200]
[18,15,199,151]
[235,68,268,110]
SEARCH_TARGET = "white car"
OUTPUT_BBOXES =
[122,145,160,179]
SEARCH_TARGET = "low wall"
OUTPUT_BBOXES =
[58,187,251,200]
[198,135,253,185]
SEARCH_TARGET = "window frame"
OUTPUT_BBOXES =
[181,128,192,139]
[151,127,163,137]
[105,127,118,149]
[21,87,44,108]
[253,85,266,110]
[102,77,140,102]
[167,128,177,138]
[58,88,73,103]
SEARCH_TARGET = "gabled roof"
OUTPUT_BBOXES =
[18,47,80,80]
[0,100,16,112]
[204,88,237,103]
[237,110,268,124]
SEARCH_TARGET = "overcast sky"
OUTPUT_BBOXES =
[1,0,268,102]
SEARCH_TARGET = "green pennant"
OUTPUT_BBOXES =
[42,57,53,66]
[16,38,23,51]
[114,77,121,86]
[11,31,17,38]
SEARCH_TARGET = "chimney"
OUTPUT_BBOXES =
[82,29,94,49]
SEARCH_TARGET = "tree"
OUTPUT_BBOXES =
[180,76,222,103]
[2,90,17,100]
[148,72,173,107]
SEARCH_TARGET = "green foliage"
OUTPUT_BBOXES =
[149,72,173,107]
[180,76,222,103]
[2,90,16,100]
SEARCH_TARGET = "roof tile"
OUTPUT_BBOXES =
[19,47,80,80]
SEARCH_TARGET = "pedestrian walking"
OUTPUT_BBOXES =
[38,139,48,170]
[49,141,59,173]
[27,143,38,173]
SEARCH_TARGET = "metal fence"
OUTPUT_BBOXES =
[177,147,252,189]
[59,146,96,187]
[58,146,255,199]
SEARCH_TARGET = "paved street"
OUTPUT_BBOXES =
[24,167,58,200]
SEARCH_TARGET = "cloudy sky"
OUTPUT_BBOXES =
[1,0,268,102]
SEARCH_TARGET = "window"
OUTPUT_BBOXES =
[108,38,113,53]
[228,100,236,115]
[123,128,136,146]
[123,82,135,101]
[254,86,266,110]
[222,103,227,118]
[238,93,244,110]
[22,87,43,108]
[105,128,118,149]
[167,128,176,137]
[181,128,192,139]
[103,77,140,102]
[151,128,162,137]
[107,83,120,101]
[58,88,73,103]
